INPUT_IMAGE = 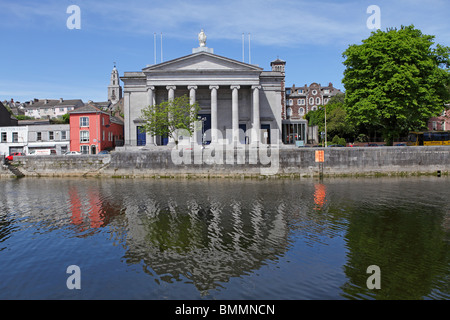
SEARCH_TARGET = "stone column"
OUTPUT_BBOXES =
[210,85,219,143]
[188,85,197,143]
[124,92,131,145]
[231,85,240,143]
[166,86,176,145]
[252,85,261,145]
[146,86,156,146]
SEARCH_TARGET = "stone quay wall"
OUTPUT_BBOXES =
[3,145,449,178]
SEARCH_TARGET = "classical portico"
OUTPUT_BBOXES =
[121,31,284,147]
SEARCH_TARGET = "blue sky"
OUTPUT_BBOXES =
[1,0,449,103]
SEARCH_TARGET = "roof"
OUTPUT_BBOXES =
[141,50,263,73]
[23,99,84,109]
[68,103,105,114]
[69,103,124,125]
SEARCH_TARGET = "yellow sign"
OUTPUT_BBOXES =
[315,150,324,163]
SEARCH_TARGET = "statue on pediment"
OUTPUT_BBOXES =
[198,29,207,47]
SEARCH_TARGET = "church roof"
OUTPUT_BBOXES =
[141,50,263,73]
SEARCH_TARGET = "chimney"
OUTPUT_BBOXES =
[44,99,49,104]
[59,98,63,103]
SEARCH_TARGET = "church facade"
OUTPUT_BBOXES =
[121,32,285,147]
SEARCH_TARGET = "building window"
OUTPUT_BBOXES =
[298,99,305,105]
[312,90,317,95]
[49,131,54,140]
[309,97,314,105]
[80,117,89,127]
[432,121,437,131]
[316,97,321,105]
[1,132,6,143]
[103,130,105,141]
[80,131,89,143]
[286,107,292,118]
[324,89,330,94]
[298,89,303,94]
[80,145,89,154]
[299,107,305,116]
[61,131,67,140]
[311,106,317,111]
[37,132,42,141]
[12,132,18,143]
[288,99,293,106]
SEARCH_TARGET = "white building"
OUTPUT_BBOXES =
[23,98,84,119]
[121,30,285,147]
[0,126,28,156]
[27,124,70,155]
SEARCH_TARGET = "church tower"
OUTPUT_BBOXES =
[108,64,122,104]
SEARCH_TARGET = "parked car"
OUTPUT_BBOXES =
[395,143,407,146]
[64,151,81,155]
[328,144,345,147]
[6,152,25,161]
[98,150,110,154]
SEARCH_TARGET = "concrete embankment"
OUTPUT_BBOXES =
[2,145,449,178]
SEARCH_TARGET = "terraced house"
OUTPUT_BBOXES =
[23,98,84,119]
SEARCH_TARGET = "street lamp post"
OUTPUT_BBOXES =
[324,104,327,147]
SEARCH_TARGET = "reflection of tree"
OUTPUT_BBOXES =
[341,205,449,300]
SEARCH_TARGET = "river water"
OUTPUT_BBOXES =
[0,177,448,300]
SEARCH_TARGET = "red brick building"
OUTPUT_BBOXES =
[282,82,342,145]
[427,106,450,131]
[285,82,343,120]
[69,104,124,154]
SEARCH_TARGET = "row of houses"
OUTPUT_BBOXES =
[0,102,124,156]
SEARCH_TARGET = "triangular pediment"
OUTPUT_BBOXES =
[142,51,263,73]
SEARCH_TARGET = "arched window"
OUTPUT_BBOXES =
[309,97,314,105]
[299,107,305,116]
[316,97,321,104]
[287,107,292,118]
[311,106,317,111]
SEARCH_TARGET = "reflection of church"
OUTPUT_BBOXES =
[121,30,287,147]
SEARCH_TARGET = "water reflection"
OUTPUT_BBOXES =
[313,183,327,210]
[0,177,448,299]
[118,182,291,294]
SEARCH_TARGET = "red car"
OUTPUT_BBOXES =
[5,152,24,161]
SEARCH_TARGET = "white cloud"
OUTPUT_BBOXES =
[2,0,449,46]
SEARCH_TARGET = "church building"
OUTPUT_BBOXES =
[121,30,286,147]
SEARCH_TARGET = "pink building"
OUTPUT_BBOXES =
[69,104,124,154]
[428,107,450,131]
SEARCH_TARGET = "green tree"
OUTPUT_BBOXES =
[342,25,450,145]
[305,93,354,142]
[140,94,200,145]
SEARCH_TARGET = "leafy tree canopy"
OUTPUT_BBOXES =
[140,94,200,144]
[342,25,450,145]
